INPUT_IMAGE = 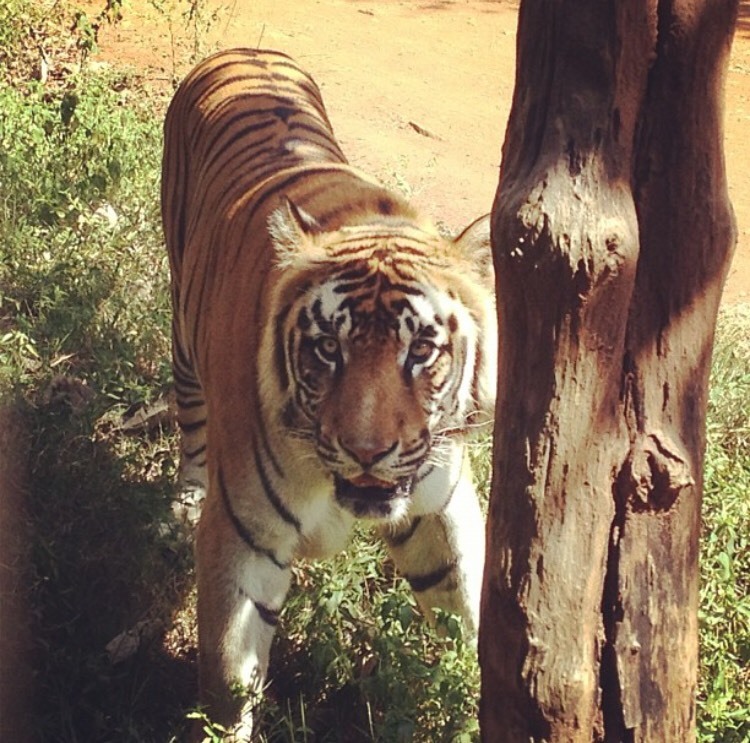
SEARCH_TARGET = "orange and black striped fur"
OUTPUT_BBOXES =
[161,48,496,736]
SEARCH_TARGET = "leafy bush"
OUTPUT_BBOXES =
[258,534,481,743]
[0,4,183,739]
[0,0,55,85]
[698,306,750,742]
[0,70,170,396]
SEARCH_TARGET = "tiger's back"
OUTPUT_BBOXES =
[161,48,496,738]
[162,48,419,293]
[161,48,345,261]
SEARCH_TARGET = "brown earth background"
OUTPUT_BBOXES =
[90,0,750,305]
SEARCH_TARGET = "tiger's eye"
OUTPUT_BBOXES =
[315,336,340,362]
[409,339,435,364]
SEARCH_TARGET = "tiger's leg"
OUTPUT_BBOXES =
[172,325,208,525]
[195,482,292,739]
[380,446,485,638]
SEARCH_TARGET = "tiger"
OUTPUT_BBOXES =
[161,48,497,737]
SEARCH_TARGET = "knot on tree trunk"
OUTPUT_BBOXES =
[501,187,634,286]
[621,431,694,512]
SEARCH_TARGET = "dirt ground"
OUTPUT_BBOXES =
[90,0,750,303]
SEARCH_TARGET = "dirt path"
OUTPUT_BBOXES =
[93,0,750,304]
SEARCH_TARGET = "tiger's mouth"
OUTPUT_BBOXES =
[334,474,413,519]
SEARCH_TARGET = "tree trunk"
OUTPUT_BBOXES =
[479,1,738,741]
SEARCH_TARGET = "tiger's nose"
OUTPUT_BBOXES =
[339,437,398,468]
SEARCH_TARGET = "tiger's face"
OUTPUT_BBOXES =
[270,209,495,522]
[293,263,478,519]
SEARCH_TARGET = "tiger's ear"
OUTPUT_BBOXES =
[268,197,324,267]
[284,197,321,235]
[453,214,494,287]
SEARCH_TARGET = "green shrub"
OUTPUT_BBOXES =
[254,534,481,742]
[698,306,750,742]
[0,0,52,84]
[0,71,170,397]
[0,4,182,739]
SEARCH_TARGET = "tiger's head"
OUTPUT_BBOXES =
[266,201,496,521]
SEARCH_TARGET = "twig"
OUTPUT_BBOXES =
[408,120,442,141]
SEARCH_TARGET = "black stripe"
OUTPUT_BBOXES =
[380,280,426,297]
[183,443,207,459]
[251,168,354,221]
[221,142,282,182]
[415,464,435,484]
[294,79,329,115]
[384,516,422,548]
[205,114,277,161]
[218,468,290,570]
[327,242,385,259]
[196,70,271,107]
[391,243,433,258]
[258,415,285,478]
[330,263,372,282]
[172,343,195,378]
[390,297,416,319]
[274,305,291,392]
[185,259,211,365]
[253,441,301,532]
[401,438,429,459]
[471,344,484,415]
[310,299,335,334]
[238,586,281,627]
[178,418,206,433]
[178,397,205,410]
[405,560,458,593]
[288,121,346,160]
[174,390,202,409]
[437,476,461,513]
[212,137,282,188]
[269,55,314,76]
[332,273,379,294]
[173,371,199,392]
[227,166,361,271]
[336,294,369,316]
[255,601,281,627]
[329,241,432,261]
[174,386,205,409]
[400,451,429,469]
[316,449,338,465]
[287,329,298,380]
[390,257,439,280]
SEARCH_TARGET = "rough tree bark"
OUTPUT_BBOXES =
[479,1,738,741]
